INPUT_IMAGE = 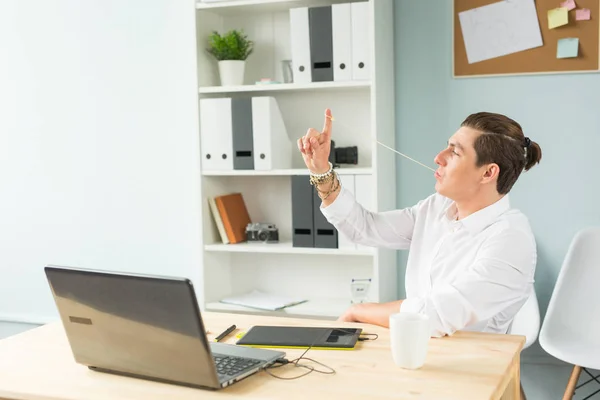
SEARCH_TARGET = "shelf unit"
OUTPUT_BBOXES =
[196,0,362,14]
[202,167,372,176]
[205,241,375,255]
[198,80,370,94]
[194,0,397,320]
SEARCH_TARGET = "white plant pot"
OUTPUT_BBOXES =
[218,60,245,86]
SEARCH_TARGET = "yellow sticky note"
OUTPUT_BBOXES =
[548,7,569,29]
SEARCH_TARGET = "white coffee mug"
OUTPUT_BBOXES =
[389,312,431,369]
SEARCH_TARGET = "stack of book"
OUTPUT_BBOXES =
[208,193,251,244]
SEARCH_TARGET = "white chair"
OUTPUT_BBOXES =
[539,227,600,399]
[509,287,540,350]
[508,287,540,400]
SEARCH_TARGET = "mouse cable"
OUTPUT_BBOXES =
[264,329,337,380]
[264,356,335,380]
[264,329,378,380]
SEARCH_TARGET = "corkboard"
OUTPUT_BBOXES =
[454,0,600,77]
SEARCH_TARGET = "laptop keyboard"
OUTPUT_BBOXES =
[214,355,261,379]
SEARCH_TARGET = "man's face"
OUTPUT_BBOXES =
[433,126,488,201]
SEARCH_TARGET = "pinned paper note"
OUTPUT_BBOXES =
[548,7,569,29]
[458,0,543,64]
[557,38,579,58]
[560,0,576,11]
[576,8,591,20]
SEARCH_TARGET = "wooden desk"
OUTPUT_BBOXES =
[0,312,523,400]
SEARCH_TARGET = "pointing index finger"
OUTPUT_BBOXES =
[322,108,333,139]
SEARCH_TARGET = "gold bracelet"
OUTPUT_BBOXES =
[314,172,334,191]
[309,170,335,186]
[316,172,340,200]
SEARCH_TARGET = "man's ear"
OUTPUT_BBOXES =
[481,163,500,183]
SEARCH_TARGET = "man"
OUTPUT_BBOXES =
[297,109,542,337]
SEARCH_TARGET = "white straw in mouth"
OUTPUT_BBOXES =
[325,113,436,173]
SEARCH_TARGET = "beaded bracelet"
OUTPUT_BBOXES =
[309,162,333,179]
[310,169,333,186]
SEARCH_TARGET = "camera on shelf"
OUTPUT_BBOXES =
[246,223,279,243]
[330,140,358,167]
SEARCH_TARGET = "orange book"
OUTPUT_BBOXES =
[214,193,251,244]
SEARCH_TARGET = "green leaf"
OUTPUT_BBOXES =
[206,29,254,61]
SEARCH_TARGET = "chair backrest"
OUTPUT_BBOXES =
[540,227,600,345]
[508,286,540,350]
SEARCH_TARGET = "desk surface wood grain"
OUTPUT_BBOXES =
[0,312,523,400]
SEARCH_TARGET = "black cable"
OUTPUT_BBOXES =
[264,329,334,380]
[264,356,335,380]
[264,328,378,380]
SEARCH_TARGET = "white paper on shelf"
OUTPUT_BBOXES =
[220,290,307,311]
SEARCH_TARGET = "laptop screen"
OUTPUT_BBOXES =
[45,266,220,389]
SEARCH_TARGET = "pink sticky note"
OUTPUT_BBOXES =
[576,8,591,20]
[561,0,576,11]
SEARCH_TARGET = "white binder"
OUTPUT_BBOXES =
[337,174,357,250]
[251,97,292,170]
[351,1,371,81]
[332,3,353,82]
[199,98,233,171]
[354,174,374,250]
[290,7,312,84]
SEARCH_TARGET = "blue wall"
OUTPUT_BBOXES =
[394,0,600,320]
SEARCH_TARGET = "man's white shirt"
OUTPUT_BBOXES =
[320,185,537,337]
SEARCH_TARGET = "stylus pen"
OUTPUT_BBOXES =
[214,324,236,342]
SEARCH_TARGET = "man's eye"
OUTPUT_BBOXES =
[452,150,459,156]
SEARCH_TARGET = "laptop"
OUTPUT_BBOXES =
[44,265,286,390]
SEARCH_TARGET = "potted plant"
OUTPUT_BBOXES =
[207,30,254,86]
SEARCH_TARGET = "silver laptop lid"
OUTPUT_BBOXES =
[44,265,222,389]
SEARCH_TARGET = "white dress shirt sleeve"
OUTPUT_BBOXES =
[400,228,536,337]
[319,185,419,250]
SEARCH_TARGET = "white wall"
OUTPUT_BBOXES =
[0,0,203,323]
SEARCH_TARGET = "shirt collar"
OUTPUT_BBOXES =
[442,195,511,235]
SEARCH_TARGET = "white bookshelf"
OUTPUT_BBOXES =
[195,0,397,320]
[205,241,375,255]
[196,0,358,15]
[202,167,372,176]
[198,80,370,94]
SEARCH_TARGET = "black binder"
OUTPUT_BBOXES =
[232,98,254,170]
[291,175,314,247]
[312,186,338,248]
[308,6,334,82]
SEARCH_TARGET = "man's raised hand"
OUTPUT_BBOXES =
[297,108,333,174]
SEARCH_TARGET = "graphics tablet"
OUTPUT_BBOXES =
[235,326,362,350]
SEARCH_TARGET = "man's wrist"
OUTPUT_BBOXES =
[309,162,333,176]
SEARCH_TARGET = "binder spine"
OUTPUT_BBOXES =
[308,6,334,82]
[332,3,353,82]
[291,175,314,247]
[290,7,312,84]
[312,185,338,249]
[232,98,254,170]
